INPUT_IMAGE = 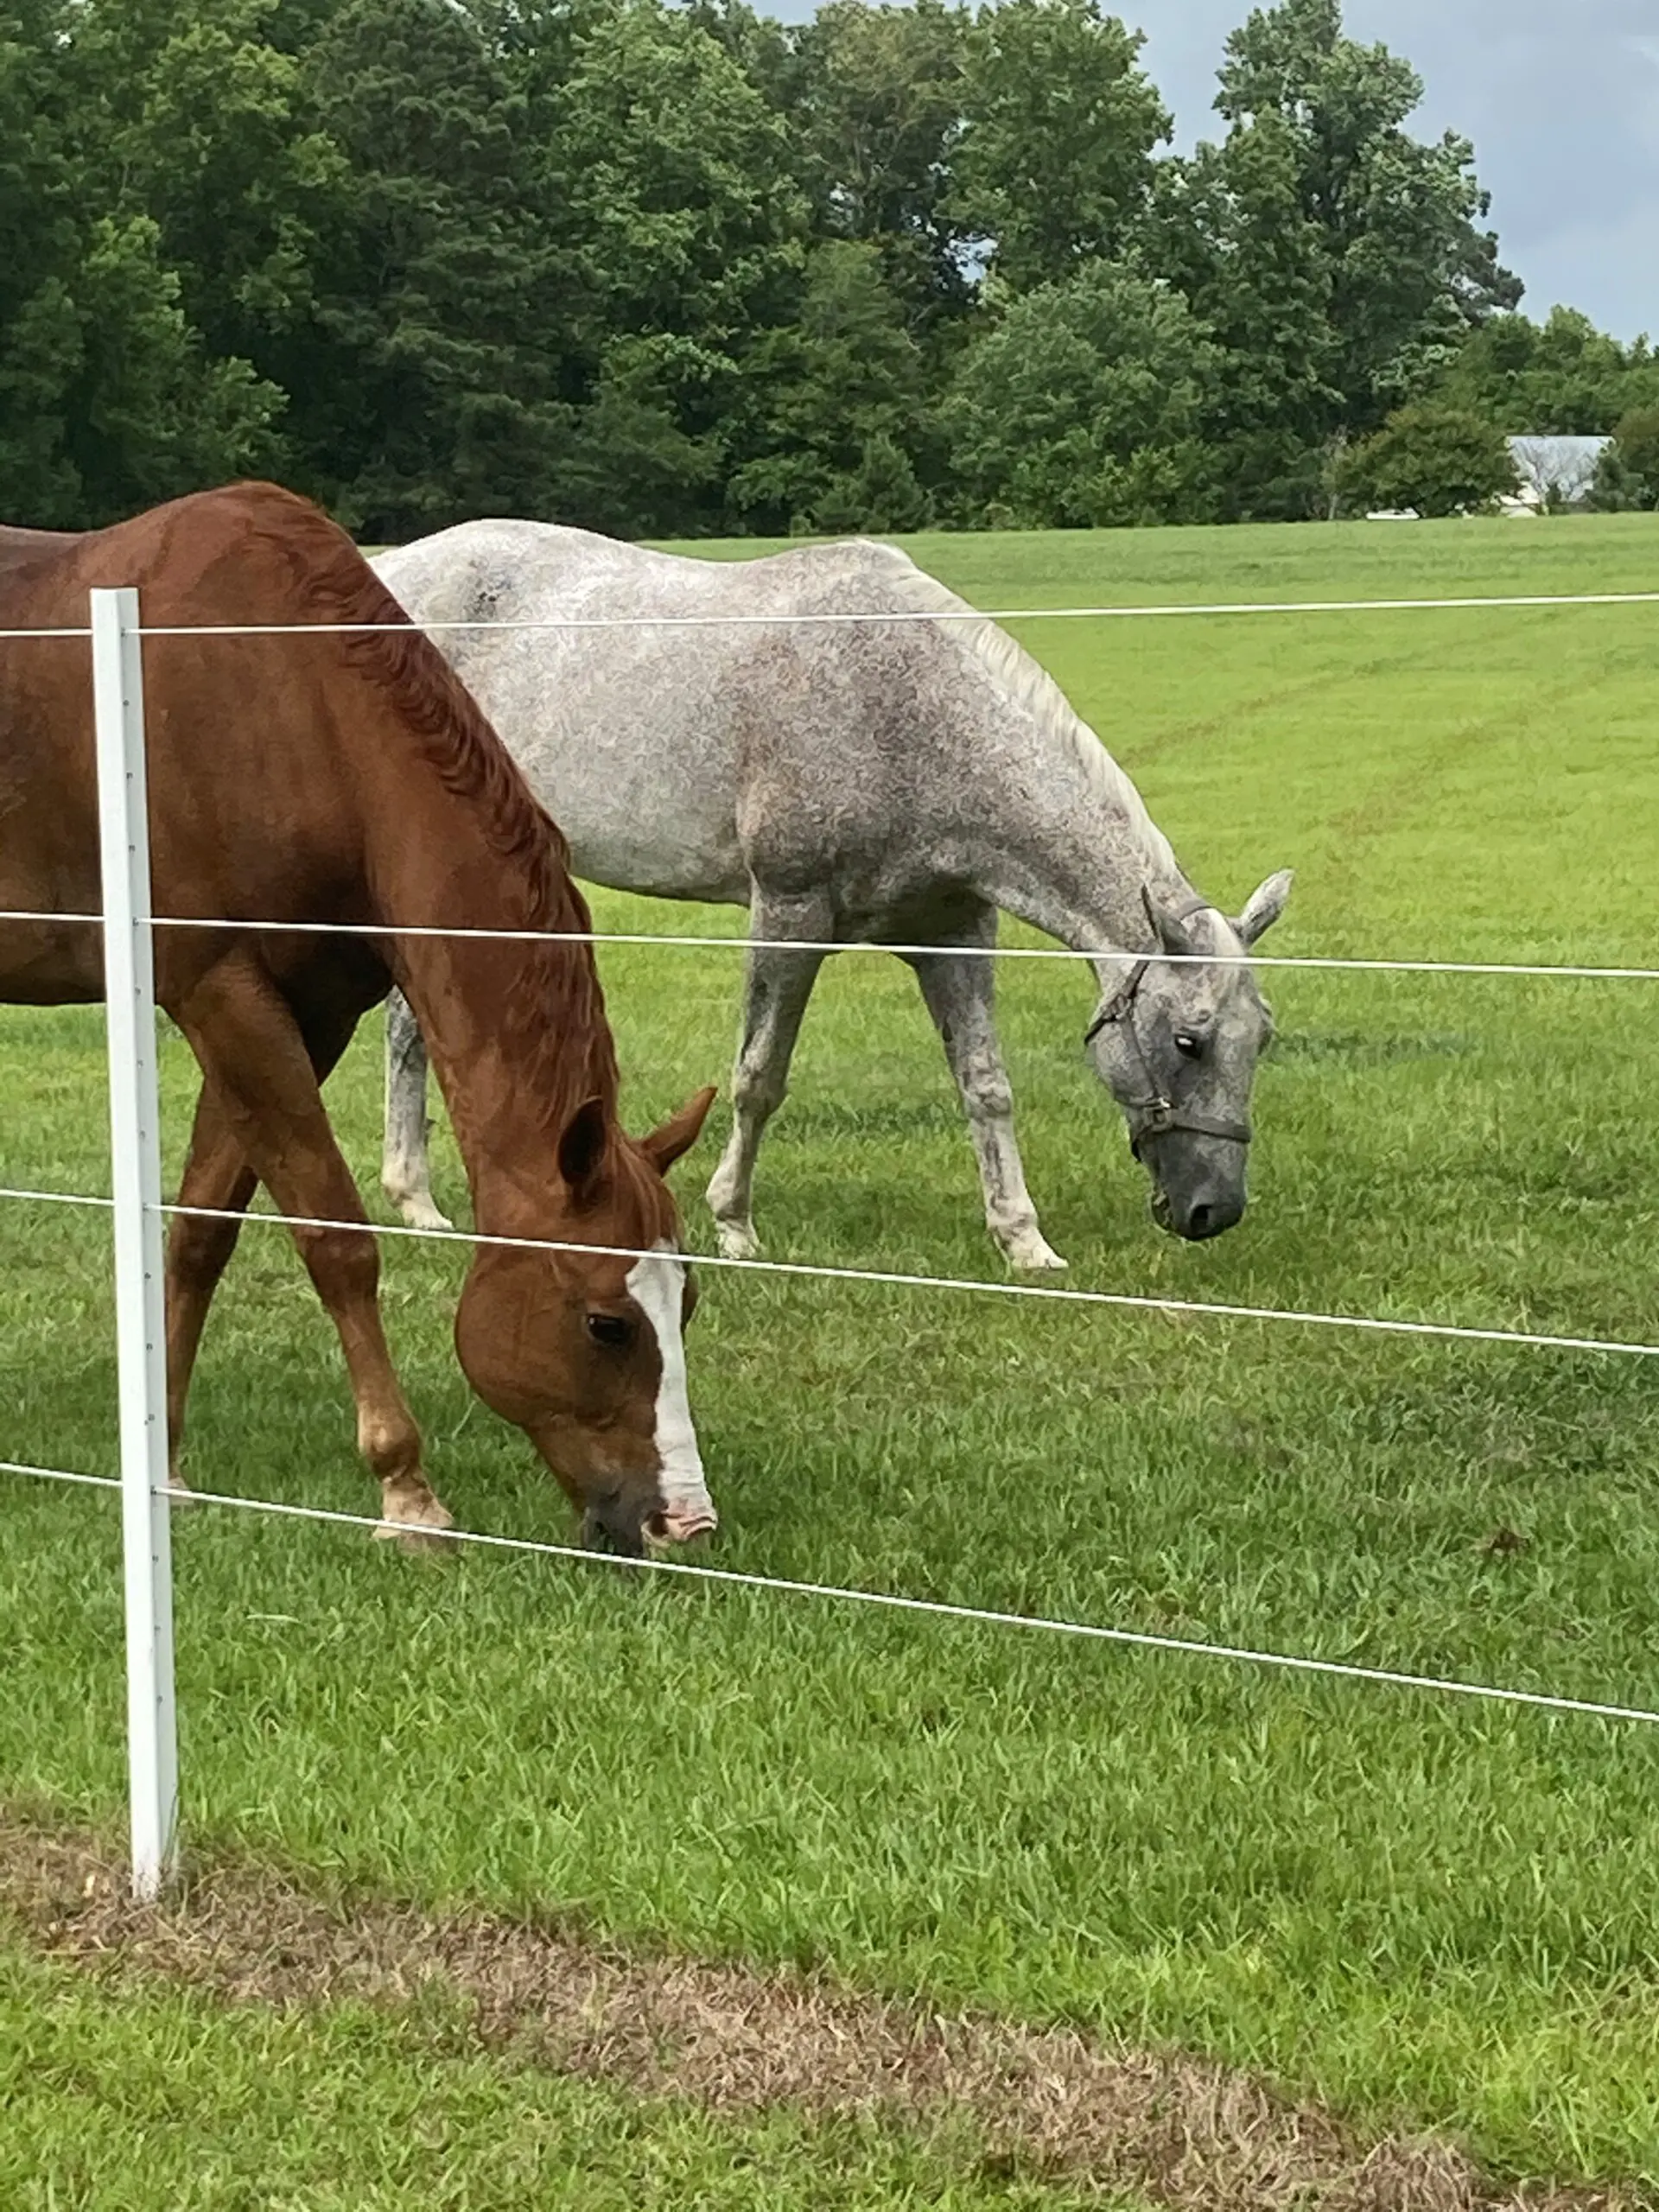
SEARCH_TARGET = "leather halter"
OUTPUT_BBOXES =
[1083,899,1254,1160]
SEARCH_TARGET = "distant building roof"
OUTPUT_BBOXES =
[1507,435,1611,504]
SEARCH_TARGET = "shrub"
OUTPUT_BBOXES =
[1341,403,1517,518]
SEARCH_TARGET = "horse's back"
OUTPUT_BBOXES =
[0,484,444,1001]
[372,522,967,907]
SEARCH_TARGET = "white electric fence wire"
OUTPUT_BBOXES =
[0,1458,120,1492]
[1,1181,1656,1361]
[3,906,1659,982]
[3,582,1659,645]
[4,1453,1659,1729]
[86,585,1659,634]
[156,1201,1659,1363]
[0,1185,111,1209]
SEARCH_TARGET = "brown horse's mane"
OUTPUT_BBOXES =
[232,484,622,1121]
[240,488,575,905]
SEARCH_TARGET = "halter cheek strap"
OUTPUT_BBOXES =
[1083,903,1253,1159]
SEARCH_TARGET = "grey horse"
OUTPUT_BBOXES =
[372,524,1292,1269]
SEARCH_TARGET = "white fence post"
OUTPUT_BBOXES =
[92,585,178,1899]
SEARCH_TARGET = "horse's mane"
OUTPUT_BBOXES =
[840,543,1179,880]
[242,488,575,908]
[232,485,620,1111]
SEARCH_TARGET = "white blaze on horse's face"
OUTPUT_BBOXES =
[626,1241,717,1543]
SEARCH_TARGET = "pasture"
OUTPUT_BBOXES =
[4,513,1659,2204]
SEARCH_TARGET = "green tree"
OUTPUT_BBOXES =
[532,0,810,535]
[942,262,1216,526]
[785,0,971,339]
[61,0,347,398]
[1589,406,1659,512]
[950,0,1169,294]
[1161,0,1518,518]
[292,0,575,537]
[0,0,281,525]
[1438,308,1659,434]
[1340,399,1516,518]
[726,239,932,532]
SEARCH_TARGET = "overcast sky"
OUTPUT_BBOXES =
[778,0,1659,341]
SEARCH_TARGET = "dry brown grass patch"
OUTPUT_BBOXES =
[0,1809,1629,2212]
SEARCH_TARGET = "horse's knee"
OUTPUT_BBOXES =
[294,1221,380,1302]
[167,1213,242,1298]
[960,1055,1015,1126]
[731,1061,787,1122]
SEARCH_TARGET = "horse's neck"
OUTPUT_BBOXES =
[365,795,610,1235]
[956,701,1190,975]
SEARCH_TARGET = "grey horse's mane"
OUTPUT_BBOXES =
[851,544,1178,876]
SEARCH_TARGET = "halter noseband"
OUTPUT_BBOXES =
[1083,899,1253,1160]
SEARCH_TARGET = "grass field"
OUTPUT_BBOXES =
[5,514,1659,2202]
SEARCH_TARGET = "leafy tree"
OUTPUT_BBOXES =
[943,262,1216,526]
[726,240,932,533]
[951,0,1169,294]
[1161,0,1518,518]
[785,0,971,339]
[1437,308,1659,435]
[291,0,575,537]
[1154,111,1338,519]
[0,0,280,524]
[61,0,348,396]
[0,0,1573,542]
[532,0,810,534]
[1340,400,1516,518]
[1588,407,1659,513]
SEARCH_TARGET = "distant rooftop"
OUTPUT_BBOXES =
[1507,435,1611,505]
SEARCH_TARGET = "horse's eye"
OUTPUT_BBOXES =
[586,1312,633,1350]
[1174,1032,1204,1060]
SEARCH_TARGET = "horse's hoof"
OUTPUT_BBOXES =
[713,1220,762,1262]
[396,1195,454,1233]
[1003,1234,1067,1272]
[164,1474,195,1506]
[373,1491,454,1556]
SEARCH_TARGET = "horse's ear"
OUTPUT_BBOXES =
[557,1096,611,1199]
[1141,882,1201,957]
[640,1086,717,1177]
[1236,868,1294,946]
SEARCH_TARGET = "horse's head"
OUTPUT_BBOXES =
[453,1086,719,1555]
[1084,871,1292,1240]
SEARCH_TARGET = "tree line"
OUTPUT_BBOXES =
[4,0,1657,542]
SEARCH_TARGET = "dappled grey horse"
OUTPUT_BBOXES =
[372,524,1292,1269]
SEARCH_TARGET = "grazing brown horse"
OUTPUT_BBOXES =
[0,483,716,1554]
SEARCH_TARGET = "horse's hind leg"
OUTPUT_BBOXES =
[705,893,829,1260]
[381,989,451,1230]
[166,997,359,1490]
[905,916,1065,1272]
[164,1084,258,1495]
[174,954,451,1544]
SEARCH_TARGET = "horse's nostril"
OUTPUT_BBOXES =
[1186,1202,1213,1239]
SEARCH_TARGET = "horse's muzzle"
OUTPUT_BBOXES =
[582,1491,717,1556]
[1150,1186,1244,1241]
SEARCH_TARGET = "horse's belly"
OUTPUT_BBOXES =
[569,824,749,908]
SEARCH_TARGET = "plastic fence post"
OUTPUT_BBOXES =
[92,586,178,1899]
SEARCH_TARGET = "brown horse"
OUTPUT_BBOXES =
[0,483,716,1554]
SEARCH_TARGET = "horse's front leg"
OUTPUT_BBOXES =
[705,892,830,1260]
[174,954,452,1546]
[381,989,451,1230]
[906,925,1065,1272]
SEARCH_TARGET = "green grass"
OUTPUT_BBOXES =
[5,515,1659,2192]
